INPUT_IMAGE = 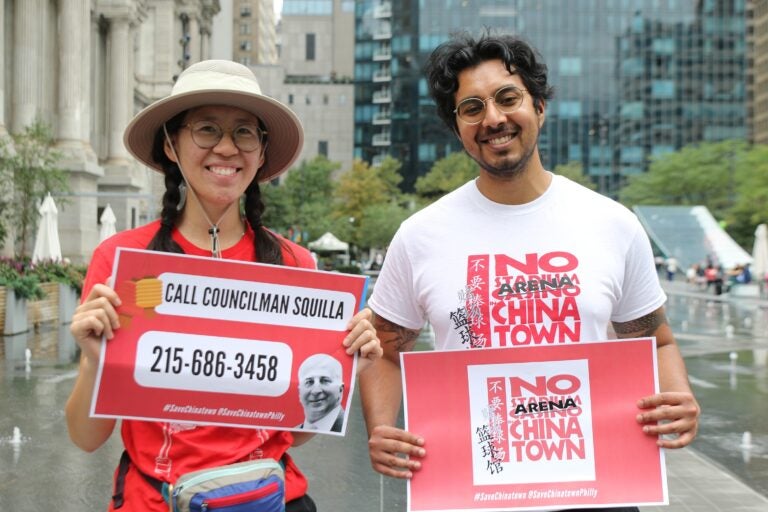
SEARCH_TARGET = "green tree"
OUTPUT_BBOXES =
[619,140,746,221]
[334,158,402,218]
[414,152,478,205]
[615,140,768,250]
[552,161,596,190]
[356,202,411,250]
[727,144,768,248]
[261,155,339,242]
[0,120,69,257]
[334,157,408,248]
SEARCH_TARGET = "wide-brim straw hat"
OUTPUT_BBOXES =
[124,60,303,183]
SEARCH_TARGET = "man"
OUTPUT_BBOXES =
[297,354,345,432]
[360,32,700,512]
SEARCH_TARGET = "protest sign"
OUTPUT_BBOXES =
[91,248,367,435]
[402,338,666,510]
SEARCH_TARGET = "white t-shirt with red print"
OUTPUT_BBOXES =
[368,174,666,350]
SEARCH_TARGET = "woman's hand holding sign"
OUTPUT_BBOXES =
[67,282,121,452]
[70,282,122,364]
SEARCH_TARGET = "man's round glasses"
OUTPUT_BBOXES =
[454,85,528,125]
[182,120,267,152]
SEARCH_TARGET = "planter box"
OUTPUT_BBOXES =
[2,287,29,335]
[58,283,80,324]
[28,282,60,328]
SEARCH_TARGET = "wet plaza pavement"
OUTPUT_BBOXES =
[1,282,767,511]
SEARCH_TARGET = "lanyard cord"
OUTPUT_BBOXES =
[163,124,238,258]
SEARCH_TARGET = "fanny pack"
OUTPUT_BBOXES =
[113,450,286,512]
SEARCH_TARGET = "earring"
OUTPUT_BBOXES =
[177,181,187,211]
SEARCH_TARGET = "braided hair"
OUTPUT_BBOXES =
[145,110,286,265]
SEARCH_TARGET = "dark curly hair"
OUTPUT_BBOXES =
[145,110,287,265]
[424,31,554,134]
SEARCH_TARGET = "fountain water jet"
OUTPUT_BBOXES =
[10,426,21,445]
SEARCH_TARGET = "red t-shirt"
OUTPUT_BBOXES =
[83,221,316,511]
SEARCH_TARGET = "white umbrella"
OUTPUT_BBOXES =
[752,223,768,282]
[308,232,349,252]
[99,204,117,242]
[31,193,62,263]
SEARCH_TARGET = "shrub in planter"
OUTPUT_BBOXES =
[27,259,87,296]
[0,258,45,299]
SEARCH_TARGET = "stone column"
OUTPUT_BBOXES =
[200,24,211,60]
[12,0,43,131]
[107,16,133,164]
[57,0,84,150]
[0,1,7,258]
[55,0,103,264]
[98,4,149,247]
[199,0,221,61]
[0,0,6,136]
[188,13,201,63]
[80,0,96,161]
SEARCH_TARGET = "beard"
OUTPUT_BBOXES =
[468,124,540,179]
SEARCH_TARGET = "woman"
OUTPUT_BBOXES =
[65,60,381,512]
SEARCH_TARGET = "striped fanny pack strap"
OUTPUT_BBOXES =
[111,450,287,509]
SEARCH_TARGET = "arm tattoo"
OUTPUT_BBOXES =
[374,316,420,352]
[612,307,668,338]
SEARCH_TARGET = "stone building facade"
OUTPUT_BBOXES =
[1,0,219,262]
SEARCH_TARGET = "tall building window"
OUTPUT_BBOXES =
[418,143,436,162]
[240,40,252,51]
[306,33,316,61]
[559,57,582,76]
[240,23,251,35]
[240,6,252,17]
[558,101,582,118]
[318,140,329,156]
[651,80,675,99]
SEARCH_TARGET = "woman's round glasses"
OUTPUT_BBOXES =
[454,85,528,125]
[183,120,267,152]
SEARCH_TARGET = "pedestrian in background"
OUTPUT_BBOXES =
[665,256,679,282]
[66,60,382,512]
[359,31,699,512]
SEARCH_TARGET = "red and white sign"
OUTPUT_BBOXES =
[90,248,367,435]
[401,338,667,511]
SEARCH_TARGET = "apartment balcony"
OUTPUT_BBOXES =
[372,110,391,125]
[373,1,392,18]
[372,132,391,146]
[373,45,391,61]
[371,153,389,166]
[373,21,392,40]
[372,87,391,103]
[372,67,391,82]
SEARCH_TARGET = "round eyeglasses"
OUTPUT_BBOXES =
[454,85,528,125]
[182,120,267,152]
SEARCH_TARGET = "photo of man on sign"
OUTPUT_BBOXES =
[296,354,346,432]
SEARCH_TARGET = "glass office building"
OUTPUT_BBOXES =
[353,0,749,196]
